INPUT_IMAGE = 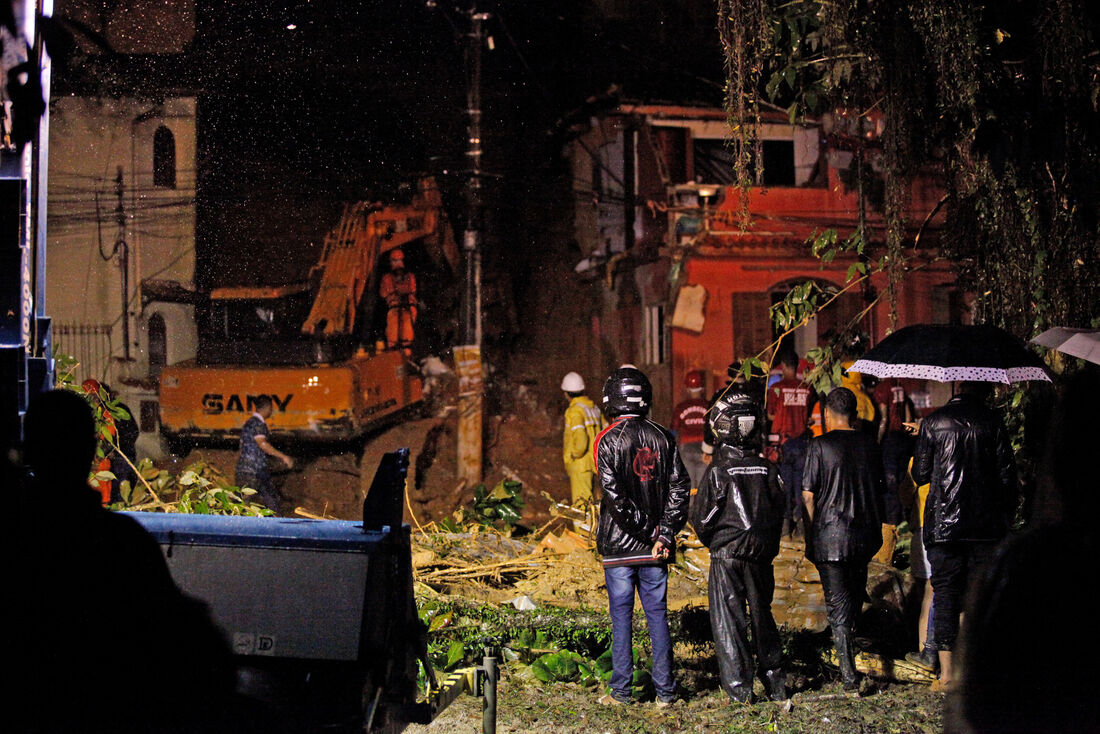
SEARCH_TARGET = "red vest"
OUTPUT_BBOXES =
[769,377,812,441]
[671,397,708,444]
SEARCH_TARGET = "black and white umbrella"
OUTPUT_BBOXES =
[848,324,1050,383]
[1031,327,1100,366]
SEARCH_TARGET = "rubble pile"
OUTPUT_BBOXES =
[406,497,926,685]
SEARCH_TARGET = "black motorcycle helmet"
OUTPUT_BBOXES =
[709,391,763,449]
[602,366,652,419]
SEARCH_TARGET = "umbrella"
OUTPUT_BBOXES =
[1031,327,1100,366]
[847,324,1050,383]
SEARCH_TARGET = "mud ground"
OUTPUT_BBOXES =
[405,676,942,733]
[176,405,567,527]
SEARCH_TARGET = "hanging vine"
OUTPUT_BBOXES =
[717,0,769,226]
[720,0,1100,339]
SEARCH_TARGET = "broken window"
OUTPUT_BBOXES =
[691,138,797,187]
[761,140,796,187]
[691,139,738,185]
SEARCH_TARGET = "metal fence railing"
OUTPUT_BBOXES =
[52,323,114,380]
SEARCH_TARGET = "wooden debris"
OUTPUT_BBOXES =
[294,506,331,520]
[412,550,438,568]
[537,529,593,555]
[823,649,937,684]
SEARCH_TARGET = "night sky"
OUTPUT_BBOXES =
[46,1,725,348]
[187,1,724,290]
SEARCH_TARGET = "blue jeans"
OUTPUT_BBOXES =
[604,564,675,700]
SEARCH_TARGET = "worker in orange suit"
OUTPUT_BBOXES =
[380,248,417,353]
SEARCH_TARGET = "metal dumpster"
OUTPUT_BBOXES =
[127,449,422,733]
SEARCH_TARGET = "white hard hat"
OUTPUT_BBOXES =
[561,372,585,392]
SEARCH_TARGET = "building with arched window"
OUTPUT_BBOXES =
[45,1,198,458]
[567,103,962,422]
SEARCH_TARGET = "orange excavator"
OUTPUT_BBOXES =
[158,178,458,452]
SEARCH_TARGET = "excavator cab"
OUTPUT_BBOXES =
[199,283,349,367]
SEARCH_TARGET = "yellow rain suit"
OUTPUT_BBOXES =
[840,361,877,424]
[563,395,605,504]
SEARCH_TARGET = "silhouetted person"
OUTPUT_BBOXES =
[10,389,236,733]
[947,366,1100,733]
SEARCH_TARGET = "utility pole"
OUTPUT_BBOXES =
[115,166,130,360]
[461,10,487,347]
[455,6,489,487]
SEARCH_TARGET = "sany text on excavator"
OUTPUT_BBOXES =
[158,178,457,451]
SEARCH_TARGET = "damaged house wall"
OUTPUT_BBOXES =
[569,102,960,410]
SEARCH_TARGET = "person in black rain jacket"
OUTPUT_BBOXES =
[595,372,692,569]
[594,367,691,706]
[802,387,886,693]
[691,391,787,704]
[911,381,1017,688]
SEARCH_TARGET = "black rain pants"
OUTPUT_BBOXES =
[928,540,997,650]
[708,555,783,701]
[816,561,869,630]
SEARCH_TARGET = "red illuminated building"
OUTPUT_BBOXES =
[567,102,961,421]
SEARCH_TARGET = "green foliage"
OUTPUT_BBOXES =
[762,228,878,393]
[112,458,273,517]
[531,650,584,683]
[453,479,525,532]
[53,356,133,496]
[722,0,1100,338]
[416,598,616,692]
[724,1,1099,498]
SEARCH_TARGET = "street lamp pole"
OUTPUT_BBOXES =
[456,6,489,487]
[462,9,487,348]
